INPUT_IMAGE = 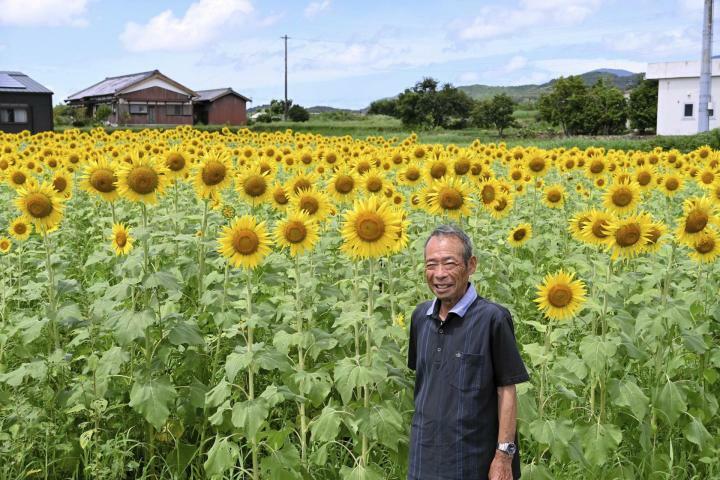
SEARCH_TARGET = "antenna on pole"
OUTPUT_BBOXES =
[282,35,289,121]
[699,0,713,133]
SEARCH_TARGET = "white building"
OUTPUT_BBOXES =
[646,60,720,135]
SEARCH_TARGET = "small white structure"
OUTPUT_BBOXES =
[646,60,720,135]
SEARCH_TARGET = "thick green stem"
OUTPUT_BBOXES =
[295,255,308,465]
[245,269,258,480]
[141,203,150,274]
[361,259,376,468]
[197,199,209,308]
[42,229,58,351]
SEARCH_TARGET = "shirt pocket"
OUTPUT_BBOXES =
[450,352,484,391]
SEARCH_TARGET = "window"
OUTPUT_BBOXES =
[684,104,694,117]
[710,109,714,118]
[167,104,184,116]
[0,106,29,124]
[129,103,148,114]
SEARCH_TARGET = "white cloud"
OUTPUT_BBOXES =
[457,72,481,84]
[533,57,647,76]
[120,0,253,52]
[305,0,331,18]
[505,55,528,72]
[604,28,697,57]
[0,0,89,27]
[455,0,601,41]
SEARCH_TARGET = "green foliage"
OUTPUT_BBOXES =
[472,93,517,136]
[395,77,474,129]
[368,98,398,117]
[629,78,659,134]
[95,104,112,123]
[288,104,310,122]
[269,98,293,117]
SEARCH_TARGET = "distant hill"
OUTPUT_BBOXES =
[456,69,644,104]
[248,104,363,115]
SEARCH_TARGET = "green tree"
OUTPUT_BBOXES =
[288,104,310,122]
[95,104,112,123]
[268,99,292,118]
[395,77,473,128]
[472,93,517,136]
[368,98,398,116]
[537,76,589,135]
[628,78,658,134]
[584,79,627,135]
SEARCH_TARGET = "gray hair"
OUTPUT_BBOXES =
[424,224,474,265]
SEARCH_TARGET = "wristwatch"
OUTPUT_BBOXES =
[497,442,517,457]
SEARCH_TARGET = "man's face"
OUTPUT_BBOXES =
[424,235,477,304]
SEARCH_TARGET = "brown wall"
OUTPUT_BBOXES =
[207,94,247,125]
[115,85,193,125]
[120,86,191,102]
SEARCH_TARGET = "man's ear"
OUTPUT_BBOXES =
[468,255,478,275]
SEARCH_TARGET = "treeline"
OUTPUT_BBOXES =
[369,75,659,136]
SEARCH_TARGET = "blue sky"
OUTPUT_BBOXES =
[0,0,709,109]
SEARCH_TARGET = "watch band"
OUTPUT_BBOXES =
[497,442,517,456]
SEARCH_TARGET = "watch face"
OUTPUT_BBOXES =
[507,443,517,455]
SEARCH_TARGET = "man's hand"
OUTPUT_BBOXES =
[488,451,513,480]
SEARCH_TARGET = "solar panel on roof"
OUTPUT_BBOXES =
[0,73,25,89]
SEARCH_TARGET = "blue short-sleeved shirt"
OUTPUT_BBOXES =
[407,284,530,480]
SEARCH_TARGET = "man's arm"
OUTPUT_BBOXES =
[488,384,517,480]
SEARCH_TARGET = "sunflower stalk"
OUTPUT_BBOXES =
[245,269,259,480]
[42,229,59,352]
[197,199,209,309]
[140,203,150,274]
[295,254,308,465]
[360,258,376,468]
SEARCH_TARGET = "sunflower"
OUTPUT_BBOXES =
[423,156,451,182]
[542,184,566,209]
[603,179,641,215]
[580,209,617,246]
[526,152,550,177]
[9,217,32,241]
[688,227,720,263]
[487,193,514,220]
[288,187,333,221]
[603,213,652,260]
[116,154,170,204]
[51,169,74,200]
[110,223,134,256]
[0,236,11,254]
[360,170,388,196]
[340,196,403,259]
[286,172,319,195]
[327,167,358,203]
[398,164,423,186]
[274,210,320,257]
[79,158,119,202]
[644,219,667,254]
[535,270,587,321]
[696,167,718,190]
[568,210,593,241]
[192,151,233,200]
[163,148,191,180]
[6,165,31,190]
[217,215,272,269]
[633,165,656,191]
[675,196,718,245]
[426,177,474,219]
[477,178,500,207]
[236,166,271,206]
[659,173,684,196]
[269,182,290,210]
[586,157,607,178]
[15,181,65,232]
[508,223,532,247]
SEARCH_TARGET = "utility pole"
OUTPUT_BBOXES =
[699,0,713,132]
[282,35,289,121]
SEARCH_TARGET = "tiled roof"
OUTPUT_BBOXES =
[195,88,251,102]
[66,70,156,101]
[0,71,53,94]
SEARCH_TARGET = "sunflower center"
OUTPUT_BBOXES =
[325,153,337,164]
[616,223,641,247]
[127,166,159,194]
[273,188,289,205]
[590,160,604,174]
[548,284,573,308]
[513,229,527,241]
[25,193,53,218]
[13,223,27,235]
[695,236,715,254]
[201,161,226,186]
[285,221,307,244]
[439,189,463,210]
[12,171,26,184]
[454,160,470,175]
[481,185,496,204]
[301,153,313,165]
[701,172,715,184]
[611,187,633,207]
[166,153,186,171]
[647,227,661,244]
[685,211,708,234]
[547,190,562,203]
[367,177,383,192]
[355,212,385,242]
[494,197,508,212]
[511,170,522,181]
[293,179,312,194]
[529,157,545,172]
[244,175,267,197]
[335,175,354,193]
[637,171,651,186]
[357,162,371,174]
[53,177,68,193]
[232,229,259,255]
[665,178,679,191]
[90,168,117,193]
[592,220,609,239]
[299,196,319,214]
[414,147,425,159]
[115,231,127,248]
[392,154,403,165]
[430,163,447,179]
[405,167,420,181]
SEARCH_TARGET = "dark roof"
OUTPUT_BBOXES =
[66,70,157,101]
[0,71,53,94]
[195,87,251,102]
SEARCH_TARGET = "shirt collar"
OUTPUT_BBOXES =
[426,283,478,318]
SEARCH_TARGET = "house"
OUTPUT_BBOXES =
[646,59,720,135]
[66,70,251,126]
[194,88,251,125]
[0,71,53,134]
[66,70,196,126]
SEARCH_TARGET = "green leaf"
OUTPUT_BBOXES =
[334,358,387,405]
[96,346,130,378]
[225,349,253,382]
[683,416,713,449]
[610,378,649,421]
[260,443,302,480]
[581,423,622,466]
[129,376,177,430]
[57,303,83,326]
[0,361,47,387]
[168,321,205,346]
[528,419,575,446]
[256,348,292,372]
[231,398,269,439]
[340,463,384,480]
[205,379,231,408]
[145,270,181,292]
[310,405,343,443]
[111,309,155,346]
[16,315,47,344]
[204,436,239,478]
[579,335,617,373]
[656,378,686,425]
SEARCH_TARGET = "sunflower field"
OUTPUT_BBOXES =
[0,126,719,479]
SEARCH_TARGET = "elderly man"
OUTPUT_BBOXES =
[407,225,530,480]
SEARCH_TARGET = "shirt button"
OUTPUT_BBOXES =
[439,329,444,334]
[437,347,442,352]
